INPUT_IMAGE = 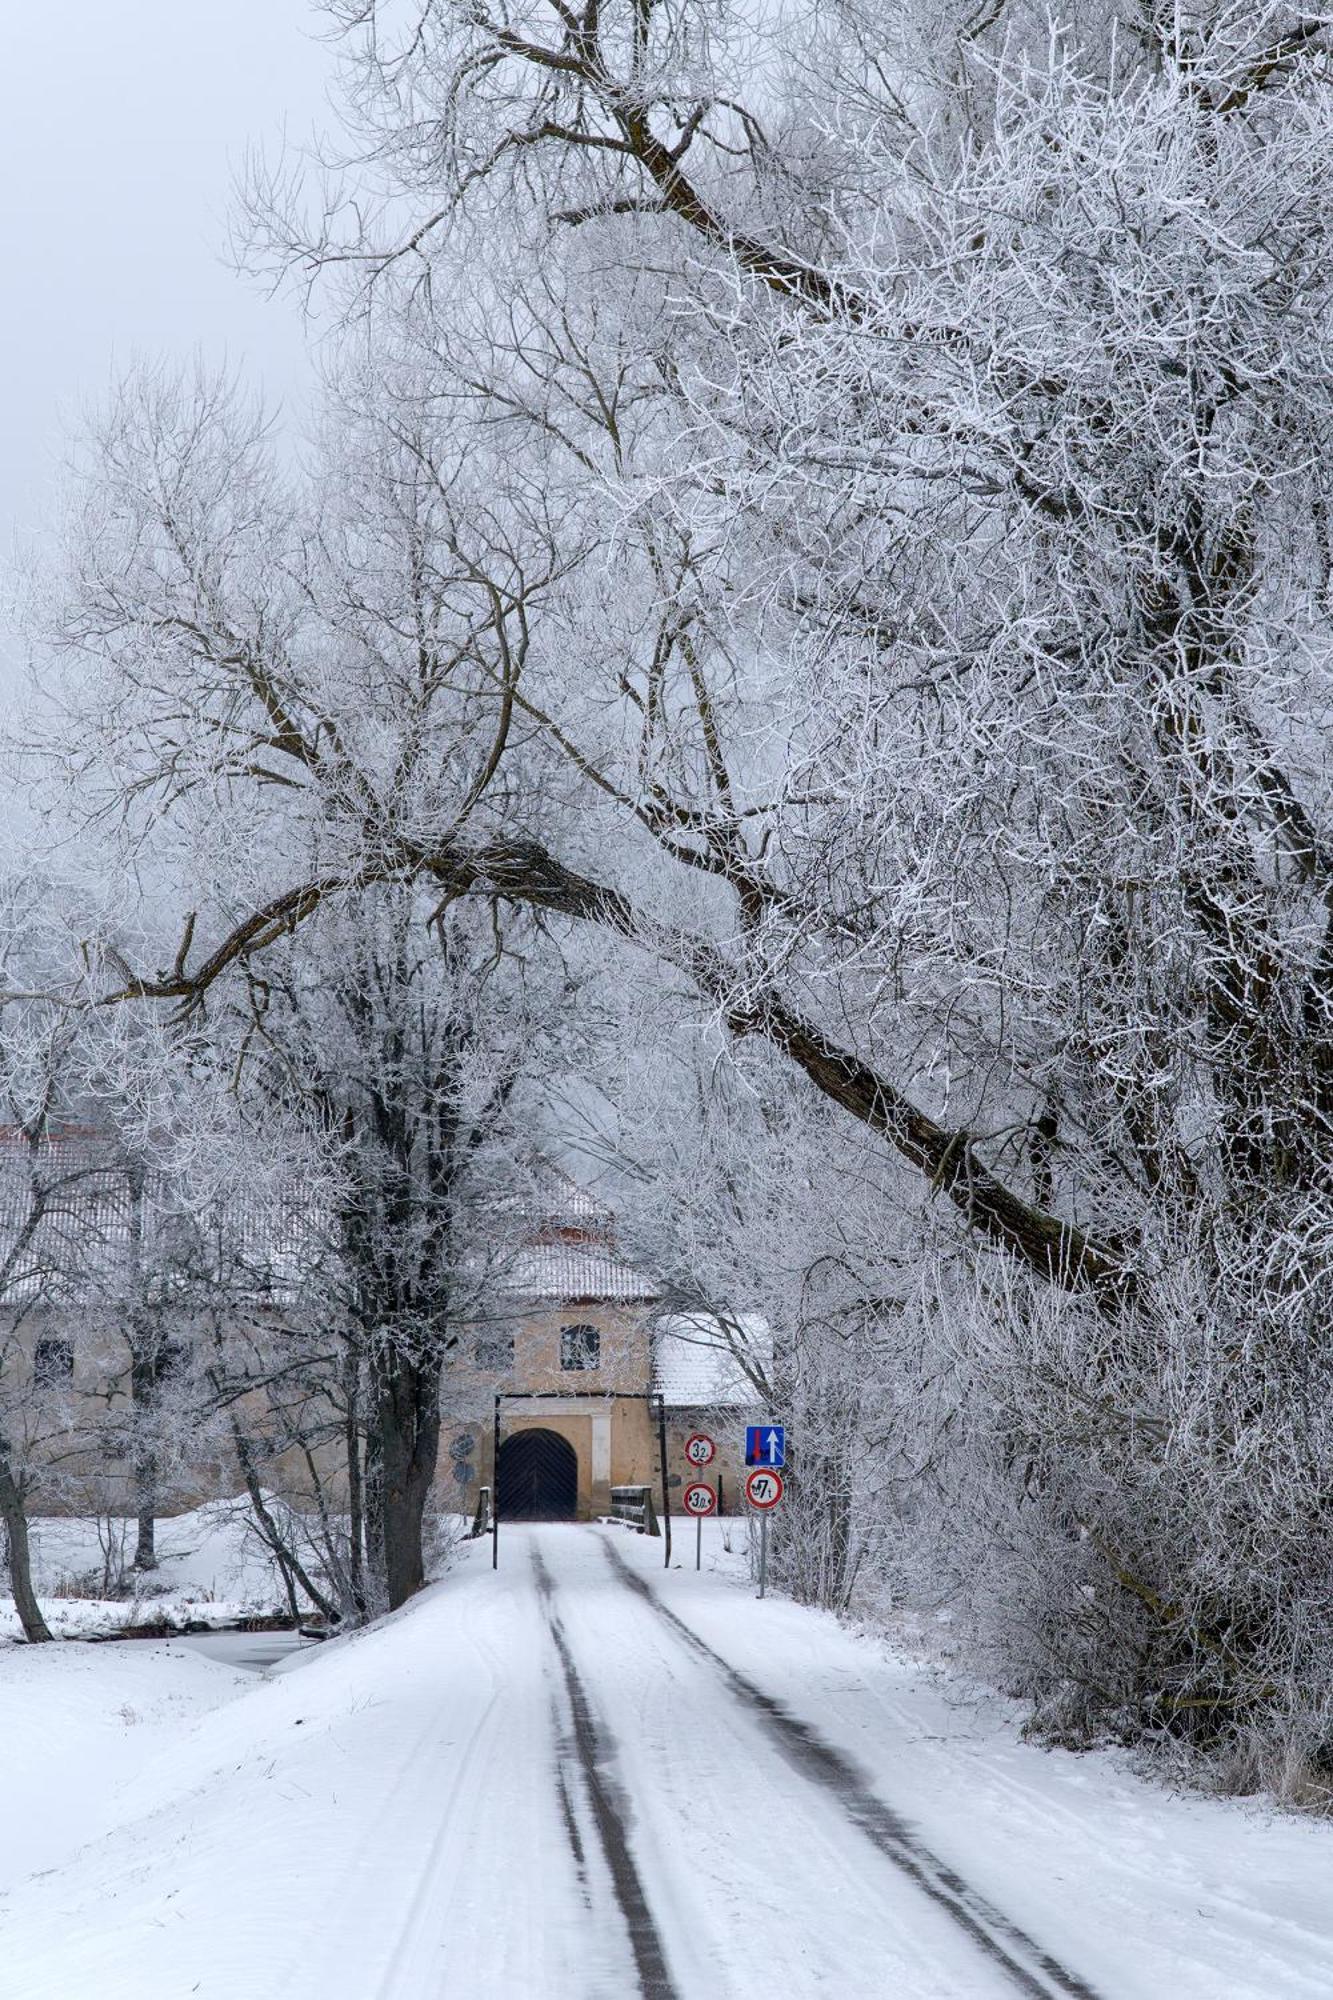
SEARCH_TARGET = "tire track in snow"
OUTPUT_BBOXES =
[602,1539,1099,2000]
[532,1545,680,2000]
[370,1673,506,1997]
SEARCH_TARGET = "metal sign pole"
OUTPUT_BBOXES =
[696,1510,702,1572]
[656,1394,672,1568]
[758,1511,769,1599]
[491,1394,501,1571]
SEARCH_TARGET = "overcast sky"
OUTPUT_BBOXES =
[0,2,334,558]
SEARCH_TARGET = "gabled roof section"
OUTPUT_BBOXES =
[501,1165,658,1304]
[529,1166,616,1235]
[652,1311,769,1409]
[503,1236,659,1305]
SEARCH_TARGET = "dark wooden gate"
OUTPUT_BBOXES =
[496,1427,579,1521]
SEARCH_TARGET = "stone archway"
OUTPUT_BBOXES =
[497,1427,579,1521]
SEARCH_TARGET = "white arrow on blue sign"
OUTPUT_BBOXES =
[745,1424,786,1469]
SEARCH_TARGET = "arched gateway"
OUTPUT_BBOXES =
[497,1427,579,1521]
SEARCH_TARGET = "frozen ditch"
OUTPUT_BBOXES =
[109,1628,316,1674]
[171,1629,315,1674]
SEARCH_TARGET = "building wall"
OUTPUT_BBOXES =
[14,1292,753,1527]
[5,1300,317,1517]
[443,1300,659,1520]
[662,1411,748,1515]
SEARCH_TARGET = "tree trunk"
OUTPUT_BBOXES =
[0,1452,52,1643]
[124,1169,159,1572]
[344,1344,367,1619]
[130,1345,158,1570]
[134,1500,156,1570]
[371,1338,443,1610]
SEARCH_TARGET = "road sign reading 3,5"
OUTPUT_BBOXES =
[683,1481,717,1516]
[745,1424,785,1468]
[745,1468,784,1510]
[684,1432,716,1468]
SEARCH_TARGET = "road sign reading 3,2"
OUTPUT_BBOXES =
[745,1424,785,1468]
[684,1432,716,1468]
[683,1481,717,1516]
[745,1468,784,1510]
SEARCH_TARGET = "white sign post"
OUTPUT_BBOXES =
[744,1466,784,1598]
[683,1479,716,1570]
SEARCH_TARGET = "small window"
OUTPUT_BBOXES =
[33,1337,74,1389]
[560,1323,600,1371]
[475,1332,514,1373]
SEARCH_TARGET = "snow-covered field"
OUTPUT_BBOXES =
[1,1522,1331,1998]
[0,1503,292,1641]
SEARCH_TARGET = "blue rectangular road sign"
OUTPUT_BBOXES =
[745,1424,786,1469]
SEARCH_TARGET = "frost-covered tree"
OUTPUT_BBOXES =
[39,0,1333,1769]
[238,0,1333,1756]
[579,1008,907,1611]
[0,877,134,1642]
[215,885,572,1609]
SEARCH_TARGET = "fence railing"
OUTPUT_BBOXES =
[609,1484,660,1536]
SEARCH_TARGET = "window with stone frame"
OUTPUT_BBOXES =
[560,1322,600,1371]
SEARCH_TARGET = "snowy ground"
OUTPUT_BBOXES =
[1,1522,1331,1998]
[0,1502,292,1640]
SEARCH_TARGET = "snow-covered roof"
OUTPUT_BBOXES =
[532,1172,615,1233]
[493,1161,658,1304]
[652,1312,769,1408]
[503,1233,659,1305]
[0,1132,314,1304]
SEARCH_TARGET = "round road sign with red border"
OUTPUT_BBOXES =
[683,1481,717,1516]
[684,1432,716,1468]
[744,1467,784,1510]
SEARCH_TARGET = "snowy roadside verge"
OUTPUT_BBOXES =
[0,1638,252,1894]
[644,1520,1333,1999]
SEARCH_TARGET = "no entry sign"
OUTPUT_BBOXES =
[684,1432,716,1468]
[744,1467,784,1511]
[683,1481,717,1516]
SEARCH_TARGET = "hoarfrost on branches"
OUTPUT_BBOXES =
[23,0,1333,1783]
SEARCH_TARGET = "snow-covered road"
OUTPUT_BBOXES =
[531,1533,1090,1999]
[3,1524,1333,1998]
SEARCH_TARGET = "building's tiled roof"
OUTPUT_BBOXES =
[504,1234,659,1305]
[0,1132,313,1302]
[0,1146,761,1374]
[651,1312,769,1408]
[532,1172,615,1232]
[495,1161,658,1303]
